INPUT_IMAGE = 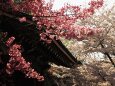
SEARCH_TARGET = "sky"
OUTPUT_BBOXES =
[45,0,115,10]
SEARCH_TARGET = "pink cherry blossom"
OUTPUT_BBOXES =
[19,17,27,22]
[6,44,44,81]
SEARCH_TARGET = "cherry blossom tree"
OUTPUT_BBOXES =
[0,0,104,85]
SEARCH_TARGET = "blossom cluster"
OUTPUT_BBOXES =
[6,44,44,81]
[4,36,44,81]
[61,26,103,40]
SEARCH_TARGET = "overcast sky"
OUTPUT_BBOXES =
[45,0,115,10]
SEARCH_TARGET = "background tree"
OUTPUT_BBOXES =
[75,5,115,65]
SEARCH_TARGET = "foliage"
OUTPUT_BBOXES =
[49,59,115,86]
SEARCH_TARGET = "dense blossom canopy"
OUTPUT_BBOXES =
[7,0,104,41]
